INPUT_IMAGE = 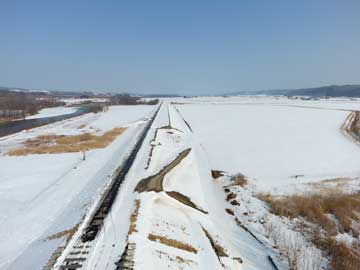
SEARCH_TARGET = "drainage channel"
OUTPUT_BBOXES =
[55,103,162,270]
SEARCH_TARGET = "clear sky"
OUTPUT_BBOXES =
[1,1,360,95]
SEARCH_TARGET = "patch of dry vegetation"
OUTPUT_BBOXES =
[7,127,126,155]
[148,233,198,254]
[128,200,140,234]
[225,173,248,187]
[46,223,80,243]
[259,191,360,270]
[261,192,360,235]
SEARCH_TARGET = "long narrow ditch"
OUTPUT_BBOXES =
[54,104,162,270]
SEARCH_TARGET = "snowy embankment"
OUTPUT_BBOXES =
[177,100,360,195]
[60,102,290,270]
[25,106,78,119]
[0,105,155,269]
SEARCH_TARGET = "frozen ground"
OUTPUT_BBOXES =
[26,106,78,119]
[177,97,360,194]
[0,105,155,269]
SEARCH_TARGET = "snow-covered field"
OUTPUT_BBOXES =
[54,102,288,270]
[0,105,155,269]
[176,97,360,194]
[0,97,359,270]
[60,98,108,105]
[26,106,78,119]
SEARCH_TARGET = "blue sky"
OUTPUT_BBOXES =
[1,1,360,94]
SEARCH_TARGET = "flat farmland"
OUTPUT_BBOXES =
[177,99,360,194]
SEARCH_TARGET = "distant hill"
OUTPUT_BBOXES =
[227,85,360,98]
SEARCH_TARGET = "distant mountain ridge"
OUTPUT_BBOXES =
[2,84,360,97]
[227,84,360,97]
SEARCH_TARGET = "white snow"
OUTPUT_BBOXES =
[26,106,78,119]
[52,102,286,270]
[1,97,357,269]
[177,98,360,194]
[0,105,155,269]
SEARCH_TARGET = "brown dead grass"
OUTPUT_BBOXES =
[225,173,248,188]
[7,127,126,155]
[260,192,360,235]
[259,191,360,270]
[148,233,197,254]
[46,223,80,243]
[128,200,140,234]
[211,170,225,179]
[313,235,360,270]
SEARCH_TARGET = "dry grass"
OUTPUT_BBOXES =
[259,191,360,270]
[46,223,80,243]
[148,233,197,254]
[7,127,126,155]
[225,173,248,187]
[313,235,360,270]
[211,170,225,179]
[128,200,140,234]
[260,192,360,235]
